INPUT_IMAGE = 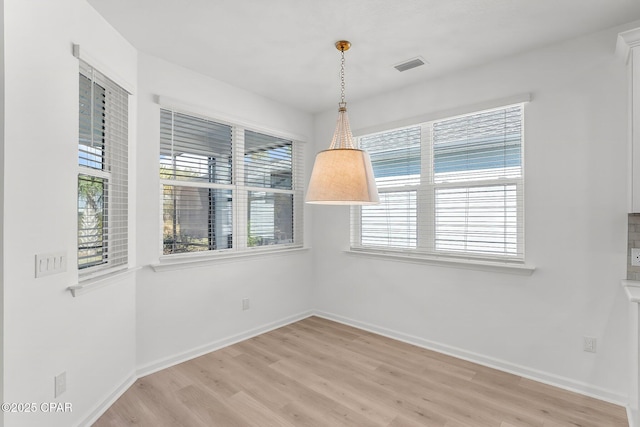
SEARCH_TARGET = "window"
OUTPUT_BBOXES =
[352,104,524,262]
[160,109,303,256]
[78,60,129,275]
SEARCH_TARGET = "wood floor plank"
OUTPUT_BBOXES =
[266,324,522,426]
[267,357,399,425]
[226,390,297,427]
[279,401,330,427]
[174,385,248,427]
[268,347,496,426]
[93,317,627,427]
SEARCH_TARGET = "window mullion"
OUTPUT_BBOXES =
[418,123,435,253]
[432,177,520,189]
[243,186,296,195]
[79,166,110,180]
[350,205,362,247]
[351,136,362,247]
[103,87,113,266]
[234,127,247,251]
[293,141,303,246]
[159,179,234,191]
[516,179,525,259]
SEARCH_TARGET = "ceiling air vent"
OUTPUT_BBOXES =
[394,57,426,72]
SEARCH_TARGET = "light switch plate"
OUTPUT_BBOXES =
[35,252,67,278]
[632,248,640,267]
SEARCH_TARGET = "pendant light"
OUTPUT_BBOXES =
[306,40,379,205]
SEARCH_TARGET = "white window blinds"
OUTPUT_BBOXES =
[78,60,129,274]
[243,130,297,247]
[160,110,233,254]
[352,104,524,262]
[359,126,421,249]
[160,109,303,256]
[160,111,233,184]
[432,106,522,258]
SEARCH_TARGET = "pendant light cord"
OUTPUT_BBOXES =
[340,49,346,106]
[329,41,355,150]
[329,47,357,149]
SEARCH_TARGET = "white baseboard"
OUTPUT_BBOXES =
[76,372,136,427]
[313,310,628,407]
[136,310,314,378]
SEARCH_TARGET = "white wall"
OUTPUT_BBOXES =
[134,53,315,373]
[0,0,5,414]
[312,25,632,403]
[3,1,137,426]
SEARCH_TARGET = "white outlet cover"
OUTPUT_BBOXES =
[583,336,597,353]
[55,372,66,397]
[632,248,640,267]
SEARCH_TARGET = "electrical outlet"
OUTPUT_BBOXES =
[632,248,640,267]
[583,336,597,353]
[54,372,66,397]
[242,298,250,311]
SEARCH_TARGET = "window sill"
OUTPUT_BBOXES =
[622,279,640,303]
[345,249,535,275]
[68,266,140,297]
[151,246,309,272]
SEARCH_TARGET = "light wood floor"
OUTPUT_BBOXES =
[93,316,627,427]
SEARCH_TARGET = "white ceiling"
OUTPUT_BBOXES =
[87,0,640,113]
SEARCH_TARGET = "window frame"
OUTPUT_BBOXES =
[77,60,130,280]
[351,102,527,266]
[158,106,304,261]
